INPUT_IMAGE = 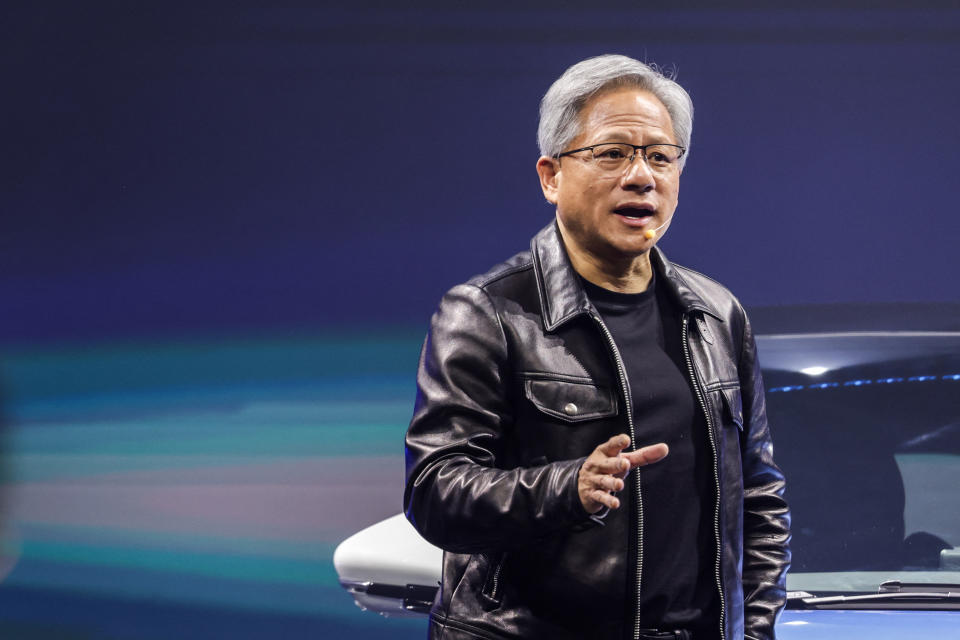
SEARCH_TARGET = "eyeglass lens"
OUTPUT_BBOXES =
[591,143,681,172]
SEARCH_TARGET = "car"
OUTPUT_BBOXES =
[334,303,960,638]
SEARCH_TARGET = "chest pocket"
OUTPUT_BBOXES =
[523,377,618,423]
[719,385,744,431]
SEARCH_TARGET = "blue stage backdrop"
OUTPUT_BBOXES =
[1,3,959,638]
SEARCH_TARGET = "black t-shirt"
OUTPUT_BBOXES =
[581,272,719,636]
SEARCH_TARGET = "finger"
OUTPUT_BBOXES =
[581,471,622,493]
[592,474,624,492]
[596,434,631,457]
[623,443,669,468]
[589,489,621,510]
[586,454,630,476]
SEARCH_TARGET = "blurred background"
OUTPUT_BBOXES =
[2,2,959,638]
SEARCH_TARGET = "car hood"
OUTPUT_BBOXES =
[778,609,960,639]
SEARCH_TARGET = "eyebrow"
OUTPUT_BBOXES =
[589,131,677,145]
[590,139,678,147]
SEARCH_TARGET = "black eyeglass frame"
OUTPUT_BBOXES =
[554,142,687,164]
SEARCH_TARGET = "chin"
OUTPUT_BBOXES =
[602,241,653,261]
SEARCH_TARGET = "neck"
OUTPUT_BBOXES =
[558,225,654,294]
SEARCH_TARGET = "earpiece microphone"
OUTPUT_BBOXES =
[643,218,670,240]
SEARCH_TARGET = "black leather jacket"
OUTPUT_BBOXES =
[404,222,790,640]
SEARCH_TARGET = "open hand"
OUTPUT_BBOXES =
[578,434,669,514]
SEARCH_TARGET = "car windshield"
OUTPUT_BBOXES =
[758,332,960,595]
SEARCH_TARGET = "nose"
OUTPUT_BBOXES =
[619,153,655,192]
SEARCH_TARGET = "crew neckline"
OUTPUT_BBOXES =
[579,270,657,307]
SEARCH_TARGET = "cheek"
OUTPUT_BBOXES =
[665,178,681,201]
[573,183,603,211]
[667,189,679,207]
[558,185,591,214]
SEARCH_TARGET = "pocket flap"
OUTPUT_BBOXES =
[720,386,744,430]
[524,378,618,423]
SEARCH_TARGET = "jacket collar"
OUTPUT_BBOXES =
[531,221,723,331]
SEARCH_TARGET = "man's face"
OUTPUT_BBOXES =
[537,87,682,264]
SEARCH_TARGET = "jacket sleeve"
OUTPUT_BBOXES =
[737,308,792,640]
[403,283,592,554]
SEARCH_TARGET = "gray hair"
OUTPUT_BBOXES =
[537,54,694,169]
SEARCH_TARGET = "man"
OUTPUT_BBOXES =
[404,54,790,640]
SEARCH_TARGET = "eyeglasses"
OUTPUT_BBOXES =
[555,142,686,174]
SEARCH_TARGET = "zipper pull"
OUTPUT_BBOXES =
[695,315,715,345]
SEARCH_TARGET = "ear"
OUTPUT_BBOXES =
[536,156,560,205]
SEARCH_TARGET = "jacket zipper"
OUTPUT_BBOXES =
[490,553,506,601]
[682,314,726,640]
[590,312,643,640]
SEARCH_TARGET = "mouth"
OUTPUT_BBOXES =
[613,205,655,225]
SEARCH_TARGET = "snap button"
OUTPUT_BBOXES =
[563,402,578,416]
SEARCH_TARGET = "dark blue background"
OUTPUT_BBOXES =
[2,3,960,639]
[5,3,960,346]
